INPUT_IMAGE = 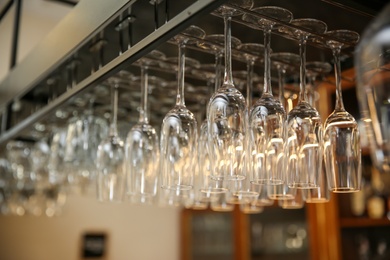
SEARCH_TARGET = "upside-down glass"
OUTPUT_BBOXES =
[323,30,362,192]
[208,0,253,183]
[355,3,390,173]
[63,95,108,196]
[282,19,327,189]
[126,51,163,204]
[243,7,292,195]
[160,25,205,191]
[96,79,126,203]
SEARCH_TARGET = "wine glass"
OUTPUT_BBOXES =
[126,51,164,205]
[323,30,361,192]
[160,25,205,192]
[242,7,293,197]
[63,94,108,196]
[207,0,253,184]
[96,78,126,203]
[282,18,327,189]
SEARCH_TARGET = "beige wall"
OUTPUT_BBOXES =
[0,194,180,260]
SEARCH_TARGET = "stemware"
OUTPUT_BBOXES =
[160,25,205,192]
[242,7,293,199]
[207,0,253,183]
[96,78,126,203]
[63,94,108,196]
[323,30,361,192]
[126,51,164,204]
[282,18,327,189]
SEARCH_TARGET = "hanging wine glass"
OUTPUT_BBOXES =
[160,25,205,193]
[207,0,253,184]
[126,50,165,205]
[194,35,242,208]
[281,18,327,189]
[322,30,361,192]
[242,7,293,201]
[96,78,126,203]
[266,52,301,200]
[63,93,108,196]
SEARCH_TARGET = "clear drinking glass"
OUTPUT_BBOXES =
[63,94,108,196]
[282,19,327,189]
[323,30,362,192]
[242,7,293,202]
[160,25,205,192]
[126,51,163,204]
[208,0,253,183]
[96,79,126,203]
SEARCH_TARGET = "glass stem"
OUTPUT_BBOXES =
[263,26,273,95]
[176,42,186,106]
[278,66,286,106]
[246,59,254,107]
[298,36,308,103]
[139,65,149,123]
[333,46,345,111]
[215,52,223,92]
[110,85,119,137]
[223,14,234,87]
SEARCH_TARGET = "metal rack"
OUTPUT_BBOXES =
[0,0,378,145]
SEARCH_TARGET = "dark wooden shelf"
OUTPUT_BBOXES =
[340,217,390,228]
